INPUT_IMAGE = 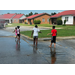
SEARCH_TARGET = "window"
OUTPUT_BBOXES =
[65,17,68,21]
[42,18,45,22]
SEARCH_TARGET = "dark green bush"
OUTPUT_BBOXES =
[63,20,66,26]
[34,20,41,24]
[57,18,62,25]
[63,20,67,26]
[25,22,28,24]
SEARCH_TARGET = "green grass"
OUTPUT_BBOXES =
[6,23,52,27]
[6,23,30,27]
[20,28,75,38]
[7,23,75,38]
[6,23,63,28]
[6,23,75,28]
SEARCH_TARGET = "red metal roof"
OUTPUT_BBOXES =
[13,14,24,19]
[50,10,75,18]
[1,14,16,19]
[23,13,48,19]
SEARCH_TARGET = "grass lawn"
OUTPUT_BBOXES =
[7,23,75,38]
[6,23,64,28]
[20,28,75,38]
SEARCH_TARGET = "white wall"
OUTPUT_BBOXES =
[20,15,26,19]
[62,15,73,25]
[9,19,11,23]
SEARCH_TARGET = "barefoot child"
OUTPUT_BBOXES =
[47,26,57,48]
[13,27,17,40]
[31,25,41,47]
[17,26,20,43]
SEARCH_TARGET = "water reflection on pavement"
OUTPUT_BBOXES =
[1,30,75,64]
[15,40,20,51]
[50,48,56,64]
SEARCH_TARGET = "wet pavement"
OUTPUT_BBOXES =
[23,38,75,64]
[0,30,15,37]
[0,30,75,64]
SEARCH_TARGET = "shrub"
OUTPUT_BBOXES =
[33,20,37,24]
[25,22,28,24]
[63,20,66,26]
[64,20,66,25]
[57,18,62,25]
[37,20,41,24]
[34,20,41,24]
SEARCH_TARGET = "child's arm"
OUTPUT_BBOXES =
[13,30,15,33]
[39,31,42,33]
[47,33,52,35]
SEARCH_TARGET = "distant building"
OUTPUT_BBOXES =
[12,14,26,23]
[0,14,26,23]
[23,13,50,24]
[50,10,75,25]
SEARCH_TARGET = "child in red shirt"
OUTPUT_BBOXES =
[47,26,57,48]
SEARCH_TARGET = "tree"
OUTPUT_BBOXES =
[51,12,56,15]
[7,13,10,14]
[29,12,33,16]
[26,14,29,17]
[34,12,38,15]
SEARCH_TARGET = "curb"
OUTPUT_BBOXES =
[21,34,51,41]
[21,34,75,41]
[56,37,75,40]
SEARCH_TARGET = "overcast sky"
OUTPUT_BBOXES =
[0,10,65,15]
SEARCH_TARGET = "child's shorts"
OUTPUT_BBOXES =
[33,36,38,40]
[51,36,56,43]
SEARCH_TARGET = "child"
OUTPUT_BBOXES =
[17,26,20,43]
[47,26,57,48]
[31,25,41,47]
[13,27,17,40]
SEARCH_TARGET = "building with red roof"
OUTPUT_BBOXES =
[23,13,50,24]
[12,14,26,23]
[0,14,16,23]
[50,10,75,25]
[0,14,26,23]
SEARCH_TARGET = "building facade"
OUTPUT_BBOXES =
[23,13,50,24]
[50,10,75,25]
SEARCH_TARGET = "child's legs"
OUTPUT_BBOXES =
[54,36,56,48]
[33,36,35,46]
[17,35,19,42]
[18,35,20,43]
[54,43,56,48]
[50,36,53,47]
[35,37,38,47]
[50,43,52,47]
[15,33,17,39]
[16,35,17,38]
